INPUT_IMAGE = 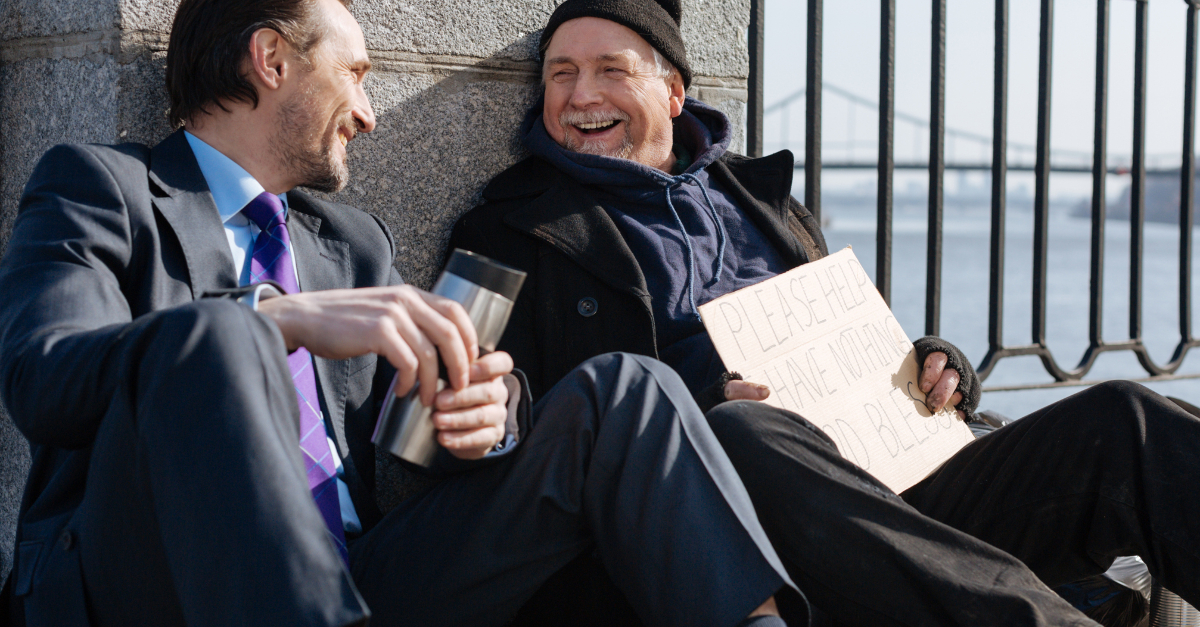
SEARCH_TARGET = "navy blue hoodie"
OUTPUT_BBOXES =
[523,98,790,394]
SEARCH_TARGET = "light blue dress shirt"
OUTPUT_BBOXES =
[184,131,363,534]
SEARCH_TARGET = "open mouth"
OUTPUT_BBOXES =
[575,120,620,134]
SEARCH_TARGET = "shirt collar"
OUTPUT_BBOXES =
[184,131,289,224]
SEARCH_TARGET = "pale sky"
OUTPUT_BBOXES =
[763,0,1199,174]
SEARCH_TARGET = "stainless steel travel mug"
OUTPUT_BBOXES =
[371,249,527,467]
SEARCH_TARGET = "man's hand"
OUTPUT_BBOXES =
[724,380,770,402]
[257,286,478,406]
[920,351,965,419]
[432,351,513,459]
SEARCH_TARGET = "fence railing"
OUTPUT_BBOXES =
[748,0,1200,391]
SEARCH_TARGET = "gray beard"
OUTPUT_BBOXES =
[563,130,634,160]
[271,89,349,193]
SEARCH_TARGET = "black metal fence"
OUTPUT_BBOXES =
[748,0,1200,391]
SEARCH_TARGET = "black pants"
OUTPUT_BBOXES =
[15,301,789,627]
[350,352,791,627]
[707,380,1200,627]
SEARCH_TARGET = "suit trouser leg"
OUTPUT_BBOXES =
[903,380,1200,606]
[350,353,793,627]
[71,300,367,627]
[706,400,1097,627]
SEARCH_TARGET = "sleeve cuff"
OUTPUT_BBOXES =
[236,283,284,311]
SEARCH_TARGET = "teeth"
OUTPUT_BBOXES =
[577,121,617,130]
[340,134,349,147]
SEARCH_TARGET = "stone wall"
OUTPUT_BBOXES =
[0,0,749,585]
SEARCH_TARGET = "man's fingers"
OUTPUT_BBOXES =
[435,377,508,413]
[437,424,506,459]
[379,323,421,398]
[419,291,479,371]
[434,400,506,431]
[469,351,514,382]
[920,352,949,394]
[725,380,770,401]
[386,306,444,406]
[926,368,961,412]
[390,290,472,396]
[949,391,963,408]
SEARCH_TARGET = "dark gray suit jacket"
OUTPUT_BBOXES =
[0,129,400,621]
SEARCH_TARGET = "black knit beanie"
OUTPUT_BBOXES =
[538,0,693,89]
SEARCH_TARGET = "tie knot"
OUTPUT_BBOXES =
[242,192,286,232]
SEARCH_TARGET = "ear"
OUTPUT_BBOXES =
[667,72,686,118]
[246,28,292,92]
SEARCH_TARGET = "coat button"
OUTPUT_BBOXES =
[577,297,598,317]
[60,531,75,551]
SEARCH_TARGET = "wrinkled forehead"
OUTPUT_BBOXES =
[542,17,658,67]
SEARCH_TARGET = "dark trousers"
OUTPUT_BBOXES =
[15,300,789,627]
[351,352,790,627]
[707,380,1200,627]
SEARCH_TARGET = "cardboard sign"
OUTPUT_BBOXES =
[698,247,975,493]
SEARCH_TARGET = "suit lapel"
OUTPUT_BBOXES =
[505,177,649,298]
[287,193,353,455]
[148,130,239,299]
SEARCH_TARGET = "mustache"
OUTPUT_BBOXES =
[335,112,358,142]
[559,108,630,127]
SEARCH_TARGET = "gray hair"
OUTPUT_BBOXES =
[651,48,678,82]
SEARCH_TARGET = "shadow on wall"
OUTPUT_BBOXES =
[319,41,544,291]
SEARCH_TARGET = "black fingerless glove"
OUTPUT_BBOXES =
[912,336,981,419]
[694,372,743,414]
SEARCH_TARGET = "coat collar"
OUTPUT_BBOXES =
[504,171,650,299]
[148,129,239,299]
[709,150,810,267]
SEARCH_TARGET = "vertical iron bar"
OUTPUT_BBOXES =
[1032,0,1054,348]
[926,0,947,337]
[989,0,1009,356]
[747,0,765,158]
[1130,0,1148,342]
[878,0,896,305]
[1088,0,1110,349]
[1180,2,1197,344]
[806,0,823,222]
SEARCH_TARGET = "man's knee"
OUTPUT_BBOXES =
[575,352,681,387]
[1052,380,1175,444]
[139,299,284,372]
[544,352,700,438]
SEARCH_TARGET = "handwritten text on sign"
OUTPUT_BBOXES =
[698,248,974,493]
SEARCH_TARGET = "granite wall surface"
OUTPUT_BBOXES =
[0,0,749,585]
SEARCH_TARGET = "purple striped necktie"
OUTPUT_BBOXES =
[242,192,348,565]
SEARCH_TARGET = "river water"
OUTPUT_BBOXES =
[820,204,1200,418]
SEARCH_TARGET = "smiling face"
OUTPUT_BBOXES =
[542,17,686,172]
[270,0,375,192]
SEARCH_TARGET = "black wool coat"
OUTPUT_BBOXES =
[450,149,829,405]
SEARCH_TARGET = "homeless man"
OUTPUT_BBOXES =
[0,0,826,625]
[449,0,1200,625]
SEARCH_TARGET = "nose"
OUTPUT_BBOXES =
[353,83,376,134]
[569,70,604,109]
